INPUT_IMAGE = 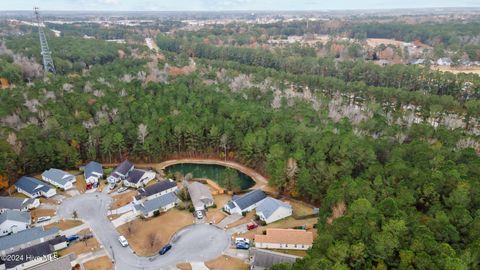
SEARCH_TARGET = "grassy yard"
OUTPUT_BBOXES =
[84,256,113,270]
[206,194,231,224]
[270,248,308,257]
[75,174,87,193]
[59,229,100,256]
[238,216,318,241]
[45,219,83,230]
[205,255,248,270]
[31,208,56,221]
[117,208,194,256]
[111,190,137,209]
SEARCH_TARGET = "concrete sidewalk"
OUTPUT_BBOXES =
[72,249,108,265]
[61,222,90,236]
[111,211,137,227]
[215,214,242,229]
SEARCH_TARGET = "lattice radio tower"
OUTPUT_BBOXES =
[34,7,56,74]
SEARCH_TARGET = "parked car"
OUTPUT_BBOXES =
[118,235,129,247]
[66,234,80,242]
[195,210,204,219]
[117,187,128,193]
[235,238,250,245]
[36,216,51,223]
[247,222,258,230]
[108,183,116,191]
[159,244,172,255]
[235,240,250,250]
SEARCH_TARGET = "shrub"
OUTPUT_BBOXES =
[153,210,160,217]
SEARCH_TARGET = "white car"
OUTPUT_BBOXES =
[117,187,128,193]
[36,216,51,223]
[196,210,204,219]
[235,237,250,245]
[118,235,129,247]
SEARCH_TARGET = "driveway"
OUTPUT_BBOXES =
[57,192,230,270]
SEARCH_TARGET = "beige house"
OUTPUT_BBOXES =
[254,229,313,250]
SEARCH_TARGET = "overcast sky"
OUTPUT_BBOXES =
[2,0,480,11]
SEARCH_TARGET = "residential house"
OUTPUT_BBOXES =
[123,169,156,189]
[133,192,179,218]
[0,236,67,270]
[223,189,266,215]
[255,197,292,224]
[14,177,56,199]
[437,57,452,66]
[134,180,178,203]
[107,160,134,184]
[41,169,76,190]
[254,229,313,250]
[30,253,75,270]
[0,197,39,213]
[84,161,103,189]
[187,181,214,211]
[0,210,31,237]
[0,227,59,255]
[249,248,299,270]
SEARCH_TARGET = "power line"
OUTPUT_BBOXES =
[34,7,56,74]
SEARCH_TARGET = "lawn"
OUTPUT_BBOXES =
[238,216,318,241]
[45,219,83,230]
[270,248,308,257]
[75,174,87,193]
[31,208,56,221]
[206,194,231,224]
[39,197,60,205]
[59,229,100,256]
[117,208,194,256]
[111,190,137,209]
[205,255,248,270]
[289,200,316,216]
[84,256,113,270]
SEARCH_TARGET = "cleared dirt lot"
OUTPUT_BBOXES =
[117,208,194,256]
[84,256,113,270]
[31,208,56,221]
[111,190,137,209]
[205,255,248,270]
[206,194,231,224]
[45,219,83,230]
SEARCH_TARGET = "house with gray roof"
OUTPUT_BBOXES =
[84,161,103,189]
[223,189,266,215]
[123,169,156,189]
[0,210,31,237]
[255,197,292,224]
[0,227,59,255]
[107,160,134,184]
[249,248,299,270]
[0,196,39,213]
[30,253,75,270]
[133,192,179,218]
[14,177,56,199]
[41,169,76,190]
[134,180,178,203]
[187,181,214,211]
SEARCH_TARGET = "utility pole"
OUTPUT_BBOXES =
[34,7,56,74]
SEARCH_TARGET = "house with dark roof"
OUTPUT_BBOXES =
[0,236,67,270]
[187,181,214,211]
[249,248,299,270]
[0,210,31,237]
[0,227,59,255]
[14,177,56,199]
[254,228,313,250]
[134,180,178,203]
[107,160,134,184]
[41,169,76,190]
[0,196,39,213]
[133,192,180,218]
[223,189,266,214]
[84,161,103,189]
[123,169,156,189]
[255,197,292,224]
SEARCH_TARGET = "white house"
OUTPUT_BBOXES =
[0,210,31,237]
[0,197,40,213]
[255,197,292,224]
[187,181,214,211]
[224,189,267,215]
[14,177,56,199]
[254,229,313,250]
[41,169,76,190]
[134,180,178,203]
[84,161,103,189]
[133,192,179,218]
[107,160,134,184]
[123,169,156,189]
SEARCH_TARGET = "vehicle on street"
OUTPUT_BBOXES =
[196,210,204,219]
[66,234,80,242]
[36,216,51,223]
[235,240,250,250]
[159,244,172,255]
[247,222,258,230]
[118,235,129,247]
[235,237,250,245]
[108,183,116,191]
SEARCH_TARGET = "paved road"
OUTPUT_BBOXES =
[57,192,230,270]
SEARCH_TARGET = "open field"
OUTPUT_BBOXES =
[45,219,83,230]
[111,190,137,209]
[84,256,113,270]
[117,208,194,256]
[205,255,248,270]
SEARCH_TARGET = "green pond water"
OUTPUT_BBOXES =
[165,163,255,190]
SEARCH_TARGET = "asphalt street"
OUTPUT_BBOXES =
[57,192,230,270]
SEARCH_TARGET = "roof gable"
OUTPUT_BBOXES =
[256,197,291,219]
[114,160,134,175]
[0,227,59,251]
[42,169,75,185]
[126,169,145,184]
[134,192,179,214]
[0,209,31,224]
[233,189,266,210]
[14,176,53,194]
[0,196,32,210]
[138,180,177,198]
[84,161,103,179]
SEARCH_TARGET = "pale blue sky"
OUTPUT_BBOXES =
[1,0,479,11]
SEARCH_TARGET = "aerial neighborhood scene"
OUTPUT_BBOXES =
[0,0,480,269]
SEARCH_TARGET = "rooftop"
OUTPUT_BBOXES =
[125,169,146,184]
[256,197,291,219]
[232,189,266,210]
[0,209,31,224]
[137,180,177,199]
[254,229,313,245]
[0,226,59,252]
[84,161,103,179]
[14,176,53,195]
[113,160,134,176]
[0,196,34,211]
[134,192,179,214]
[42,168,75,186]
[251,248,299,270]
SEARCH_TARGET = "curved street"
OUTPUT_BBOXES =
[57,192,230,270]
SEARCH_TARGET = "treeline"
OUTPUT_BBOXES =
[156,35,480,99]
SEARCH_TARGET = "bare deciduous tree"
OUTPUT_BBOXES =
[137,124,149,144]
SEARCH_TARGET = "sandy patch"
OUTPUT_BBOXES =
[84,256,113,270]
[205,255,248,270]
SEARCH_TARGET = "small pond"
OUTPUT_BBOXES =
[165,163,255,190]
